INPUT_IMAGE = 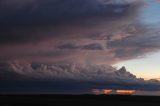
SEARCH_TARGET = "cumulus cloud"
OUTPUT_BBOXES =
[0,62,159,91]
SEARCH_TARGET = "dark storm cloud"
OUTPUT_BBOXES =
[0,0,139,25]
[58,43,104,50]
[0,0,148,64]
[1,0,160,94]
[0,0,141,44]
[0,62,160,93]
[4,62,160,87]
[0,0,147,64]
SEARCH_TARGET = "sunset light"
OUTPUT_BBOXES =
[116,90,136,94]
[103,89,113,94]
[92,89,136,95]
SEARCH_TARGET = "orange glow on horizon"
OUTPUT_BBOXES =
[116,90,136,94]
[103,89,113,94]
[92,89,136,95]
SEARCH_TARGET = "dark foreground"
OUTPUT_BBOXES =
[1,95,160,106]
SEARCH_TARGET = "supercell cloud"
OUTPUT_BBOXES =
[0,0,160,93]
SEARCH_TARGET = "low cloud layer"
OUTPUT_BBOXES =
[1,62,160,93]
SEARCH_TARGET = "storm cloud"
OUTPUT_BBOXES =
[0,0,142,44]
[1,0,160,94]
[58,43,104,50]
[0,0,148,63]
[1,62,160,94]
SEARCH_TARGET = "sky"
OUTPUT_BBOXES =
[1,0,160,94]
[115,51,160,79]
[115,0,160,79]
